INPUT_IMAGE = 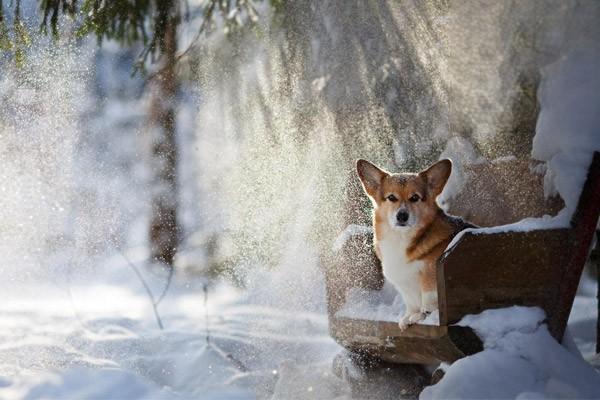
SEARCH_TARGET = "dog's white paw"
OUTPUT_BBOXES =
[398,312,425,330]
[398,314,411,331]
[408,312,425,324]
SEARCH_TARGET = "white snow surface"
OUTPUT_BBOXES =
[0,263,349,400]
[446,214,568,251]
[423,306,600,399]
[1,271,597,400]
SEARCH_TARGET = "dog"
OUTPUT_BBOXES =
[356,158,474,330]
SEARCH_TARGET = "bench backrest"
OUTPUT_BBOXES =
[438,152,600,340]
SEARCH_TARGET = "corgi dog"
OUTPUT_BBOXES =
[356,158,474,330]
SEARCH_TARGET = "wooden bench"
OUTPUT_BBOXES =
[325,152,600,365]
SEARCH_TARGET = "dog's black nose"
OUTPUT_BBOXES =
[397,210,409,223]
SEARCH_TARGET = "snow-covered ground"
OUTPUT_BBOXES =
[0,264,349,400]
[0,263,597,399]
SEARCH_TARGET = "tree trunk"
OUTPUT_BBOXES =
[148,17,179,267]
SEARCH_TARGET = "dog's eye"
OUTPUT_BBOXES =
[386,194,398,202]
[409,194,420,202]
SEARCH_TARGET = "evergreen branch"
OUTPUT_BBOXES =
[13,0,31,66]
[4,0,269,69]
[173,0,216,65]
[144,0,263,78]
[0,0,13,51]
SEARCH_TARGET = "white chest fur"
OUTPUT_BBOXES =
[377,230,425,313]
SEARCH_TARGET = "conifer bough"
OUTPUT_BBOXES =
[2,0,268,69]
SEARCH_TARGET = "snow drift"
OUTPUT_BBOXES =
[422,307,600,399]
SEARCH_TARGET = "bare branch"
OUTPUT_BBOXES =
[155,264,174,306]
[118,249,164,330]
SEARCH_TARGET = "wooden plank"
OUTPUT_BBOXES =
[551,151,600,339]
[438,229,571,327]
[331,317,482,364]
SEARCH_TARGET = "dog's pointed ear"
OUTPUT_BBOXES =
[356,159,388,198]
[420,159,452,197]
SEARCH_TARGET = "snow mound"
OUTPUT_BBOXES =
[446,214,567,252]
[457,306,545,346]
[422,306,600,399]
[533,41,600,217]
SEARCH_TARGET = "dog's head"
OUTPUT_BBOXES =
[356,159,452,231]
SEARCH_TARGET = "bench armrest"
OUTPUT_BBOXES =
[437,228,571,333]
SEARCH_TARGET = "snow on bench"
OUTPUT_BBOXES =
[335,286,440,326]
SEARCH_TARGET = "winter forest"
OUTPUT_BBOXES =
[1,1,600,399]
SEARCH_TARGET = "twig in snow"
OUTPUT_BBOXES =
[51,268,90,332]
[202,282,248,372]
[204,283,210,345]
[155,264,174,306]
[118,249,164,330]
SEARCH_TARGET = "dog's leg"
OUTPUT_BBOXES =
[419,263,438,314]
[398,283,424,330]
[421,291,438,313]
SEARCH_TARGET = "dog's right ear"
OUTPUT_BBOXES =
[356,159,388,198]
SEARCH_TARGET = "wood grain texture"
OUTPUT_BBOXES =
[437,229,570,327]
[552,152,600,339]
[331,317,482,364]
[438,152,600,340]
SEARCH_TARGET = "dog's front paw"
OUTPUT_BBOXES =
[408,312,425,324]
[398,312,425,330]
[398,313,411,331]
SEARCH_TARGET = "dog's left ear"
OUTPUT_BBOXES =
[419,159,452,197]
[356,159,388,199]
